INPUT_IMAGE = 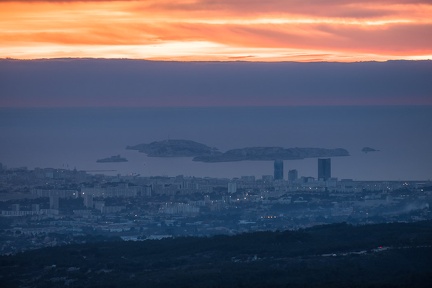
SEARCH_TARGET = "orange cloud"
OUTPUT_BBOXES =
[0,0,431,61]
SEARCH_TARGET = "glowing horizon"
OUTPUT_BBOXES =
[1,0,432,61]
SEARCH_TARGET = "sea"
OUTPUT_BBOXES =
[1,106,431,181]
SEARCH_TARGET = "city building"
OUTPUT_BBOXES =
[274,160,284,180]
[83,194,94,209]
[288,169,298,182]
[11,204,20,212]
[228,182,237,193]
[262,175,274,183]
[49,195,59,210]
[318,158,331,181]
[31,204,40,212]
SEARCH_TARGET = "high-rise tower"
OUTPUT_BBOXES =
[318,158,331,181]
[274,159,284,180]
[288,169,298,182]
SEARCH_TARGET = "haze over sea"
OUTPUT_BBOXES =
[1,106,431,181]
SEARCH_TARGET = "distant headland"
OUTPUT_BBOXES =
[127,139,349,162]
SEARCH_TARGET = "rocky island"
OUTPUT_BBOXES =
[362,147,380,153]
[127,139,349,162]
[96,155,128,163]
[194,147,349,162]
[126,139,221,157]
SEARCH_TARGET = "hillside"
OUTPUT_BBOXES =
[1,221,432,287]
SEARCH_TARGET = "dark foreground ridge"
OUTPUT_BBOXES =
[1,221,432,288]
[127,139,349,162]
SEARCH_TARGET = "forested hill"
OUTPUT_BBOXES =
[2,221,432,287]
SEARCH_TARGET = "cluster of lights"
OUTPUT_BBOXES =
[261,215,277,219]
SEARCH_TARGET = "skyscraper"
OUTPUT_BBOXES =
[274,159,284,180]
[318,158,331,181]
[288,169,298,182]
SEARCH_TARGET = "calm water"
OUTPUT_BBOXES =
[1,106,431,181]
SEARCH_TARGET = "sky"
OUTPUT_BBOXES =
[1,0,432,61]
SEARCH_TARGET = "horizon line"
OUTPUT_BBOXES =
[2,103,432,109]
[1,57,431,64]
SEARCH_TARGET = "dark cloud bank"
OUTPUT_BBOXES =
[0,59,431,107]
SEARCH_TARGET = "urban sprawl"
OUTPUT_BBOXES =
[0,160,431,255]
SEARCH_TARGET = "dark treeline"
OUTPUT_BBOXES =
[1,221,432,287]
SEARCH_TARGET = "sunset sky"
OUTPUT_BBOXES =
[1,0,432,61]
